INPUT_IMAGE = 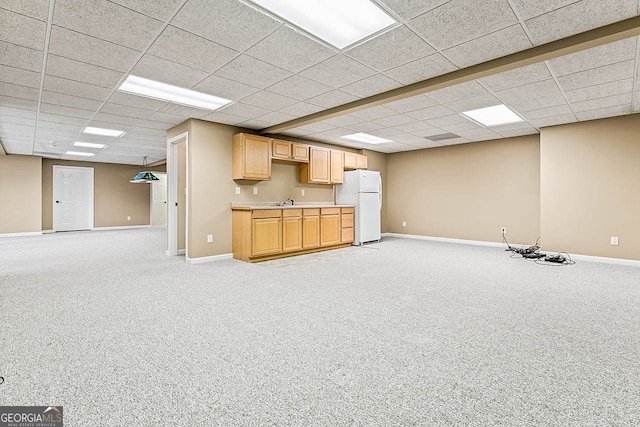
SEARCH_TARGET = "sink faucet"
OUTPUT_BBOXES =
[283,197,294,206]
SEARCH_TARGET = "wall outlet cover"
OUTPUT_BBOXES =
[301,189,305,196]
[402,221,406,227]
[253,187,258,195]
[235,187,240,195]
[611,236,619,246]
[207,234,213,243]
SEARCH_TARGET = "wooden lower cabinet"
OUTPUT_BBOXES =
[341,207,354,243]
[302,214,320,249]
[252,217,281,256]
[282,210,302,252]
[320,207,341,247]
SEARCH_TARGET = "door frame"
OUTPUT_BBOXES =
[52,165,95,232]
[167,131,188,257]
[150,172,167,227]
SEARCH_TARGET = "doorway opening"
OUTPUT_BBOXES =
[53,165,94,232]
[167,132,188,257]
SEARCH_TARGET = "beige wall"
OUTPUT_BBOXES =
[42,159,165,230]
[0,155,42,234]
[387,135,541,245]
[540,115,640,260]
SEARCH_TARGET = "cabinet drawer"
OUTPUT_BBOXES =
[321,207,341,215]
[341,213,353,228]
[282,209,302,217]
[252,209,281,219]
[341,207,354,214]
[341,227,354,243]
[303,208,320,216]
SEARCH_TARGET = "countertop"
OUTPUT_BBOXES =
[231,202,354,210]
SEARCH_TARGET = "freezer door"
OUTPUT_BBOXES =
[358,192,381,244]
[359,170,381,193]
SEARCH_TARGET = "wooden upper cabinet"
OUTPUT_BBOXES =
[272,139,309,163]
[233,133,271,180]
[330,150,344,184]
[299,146,330,184]
[292,143,309,162]
[272,139,291,160]
[344,152,358,170]
[356,154,368,170]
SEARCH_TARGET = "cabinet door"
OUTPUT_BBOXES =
[356,154,368,170]
[309,147,330,184]
[292,143,309,162]
[341,227,354,243]
[282,216,302,252]
[330,150,344,184]
[252,218,281,256]
[233,133,271,180]
[344,152,357,170]
[320,215,341,246]
[302,216,320,249]
[272,140,291,159]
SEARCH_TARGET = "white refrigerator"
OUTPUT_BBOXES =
[335,170,382,245]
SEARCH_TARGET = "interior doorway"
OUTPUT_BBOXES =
[151,172,167,227]
[167,132,188,257]
[53,165,94,232]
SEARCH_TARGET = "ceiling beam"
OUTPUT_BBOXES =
[261,15,640,134]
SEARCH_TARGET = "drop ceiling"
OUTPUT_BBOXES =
[1,0,639,163]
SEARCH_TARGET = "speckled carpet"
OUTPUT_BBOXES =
[1,228,639,426]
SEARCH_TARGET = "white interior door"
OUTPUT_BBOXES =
[53,166,94,232]
[151,173,167,226]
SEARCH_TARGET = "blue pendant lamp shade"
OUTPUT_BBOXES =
[130,156,159,183]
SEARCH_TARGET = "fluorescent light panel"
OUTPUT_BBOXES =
[65,151,95,157]
[83,127,125,137]
[461,104,524,127]
[118,75,232,111]
[249,0,396,49]
[73,141,106,149]
[342,132,392,144]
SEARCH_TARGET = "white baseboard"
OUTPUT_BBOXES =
[42,229,54,234]
[165,249,186,256]
[0,231,42,238]
[186,253,233,264]
[92,225,151,231]
[382,233,640,267]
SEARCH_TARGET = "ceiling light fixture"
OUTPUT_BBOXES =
[83,126,126,137]
[342,132,392,144]
[73,141,106,149]
[461,104,524,127]
[65,151,95,157]
[130,156,159,184]
[118,75,232,111]
[248,0,396,49]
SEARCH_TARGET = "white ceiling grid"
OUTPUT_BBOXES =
[0,0,639,163]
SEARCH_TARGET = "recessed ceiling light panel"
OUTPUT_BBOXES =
[118,75,232,111]
[83,127,126,137]
[342,132,392,144]
[248,0,396,49]
[73,141,106,149]
[65,151,95,157]
[461,104,524,127]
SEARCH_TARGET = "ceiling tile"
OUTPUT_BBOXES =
[455,128,502,141]
[170,0,282,51]
[245,25,335,73]
[346,25,434,72]
[425,113,472,128]
[392,120,433,133]
[524,0,638,45]
[0,82,39,101]
[509,0,578,20]
[406,105,454,121]
[496,127,539,138]
[374,114,416,127]
[131,54,209,88]
[266,75,331,101]
[149,25,239,73]
[99,102,155,119]
[0,41,43,72]
[193,74,259,101]
[39,102,95,119]
[444,93,503,113]
[547,38,636,76]
[215,54,291,89]
[0,8,46,50]
[519,104,574,120]
[565,78,634,103]
[107,91,167,111]
[340,74,401,99]
[92,112,140,127]
[495,79,567,112]
[300,54,377,88]
[343,121,385,133]
[477,63,552,92]
[39,112,89,126]
[319,115,362,128]
[291,122,336,134]
[0,64,41,88]
[36,120,83,133]
[378,0,450,20]
[409,0,517,50]
[133,119,176,131]
[383,95,437,113]
[45,55,124,89]
[43,75,111,101]
[428,81,489,104]
[430,137,471,146]
[240,90,297,111]
[306,90,358,109]
[1,115,35,127]
[48,26,140,72]
[0,95,38,110]
[491,121,537,132]
[444,24,532,68]
[109,0,185,21]
[529,114,577,128]
[384,53,457,85]
[278,102,325,117]
[239,119,276,130]
[53,0,163,50]
[217,102,270,120]
[438,120,483,133]
[570,92,632,113]
[41,91,102,110]
[0,106,37,119]
[157,103,210,118]
[349,105,397,121]
[555,60,635,91]
[1,0,50,21]
[255,111,297,126]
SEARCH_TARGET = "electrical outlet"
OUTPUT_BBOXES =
[207,234,213,243]
[402,221,406,227]
[611,236,619,246]
[253,187,258,195]
[301,189,305,196]
[501,227,507,235]
[235,187,240,195]
[127,216,131,221]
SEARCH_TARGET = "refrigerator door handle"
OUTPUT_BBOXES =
[379,175,383,210]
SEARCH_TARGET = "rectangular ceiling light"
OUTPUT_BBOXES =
[65,151,95,157]
[83,126,126,137]
[461,104,524,127]
[73,141,106,149]
[249,0,396,49]
[342,132,392,144]
[118,75,232,111]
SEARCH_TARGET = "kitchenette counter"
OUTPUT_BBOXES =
[231,202,354,210]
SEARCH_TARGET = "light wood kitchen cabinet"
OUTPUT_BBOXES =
[272,140,309,163]
[320,207,341,247]
[282,209,302,252]
[344,152,358,170]
[299,146,330,184]
[252,217,282,256]
[330,150,344,184]
[292,143,309,162]
[272,139,291,160]
[341,207,354,243]
[302,209,320,249]
[356,154,368,170]
[233,133,271,180]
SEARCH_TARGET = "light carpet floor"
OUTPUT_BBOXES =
[1,228,639,426]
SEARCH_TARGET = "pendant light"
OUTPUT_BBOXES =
[130,156,159,183]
